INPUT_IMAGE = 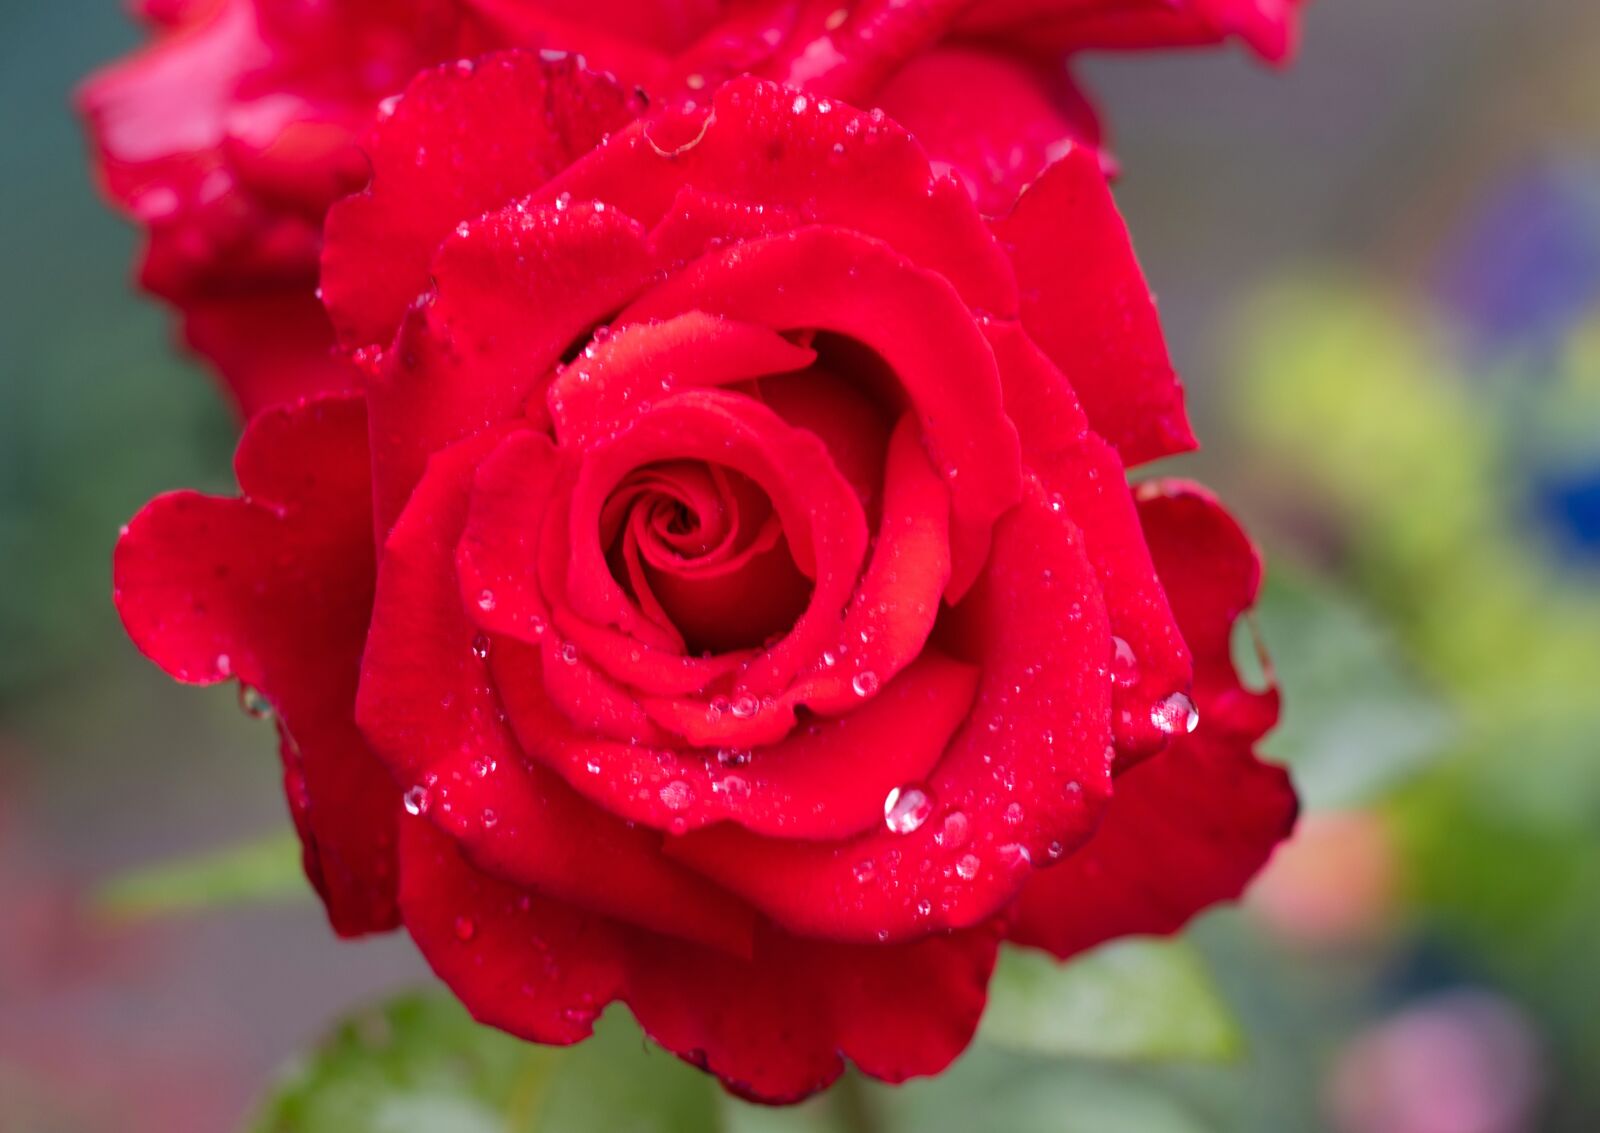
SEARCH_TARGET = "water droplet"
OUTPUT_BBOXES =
[1109,635,1139,687]
[730,694,758,719]
[481,808,498,829]
[852,671,879,697]
[853,860,876,884]
[883,784,933,834]
[937,810,970,848]
[1151,692,1200,735]
[997,843,1033,871]
[1064,780,1082,797]
[238,685,273,720]
[557,641,579,665]
[402,785,431,816]
[453,915,476,942]
[471,633,491,660]
[715,747,751,768]
[915,898,933,917]
[1045,840,1065,860]
[476,589,497,612]
[956,854,980,880]
[1003,802,1025,826]
[714,774,749,800]
[659,780,694,811]
[585,759,602,775]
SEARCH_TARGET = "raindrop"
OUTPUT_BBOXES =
[715,747,751,768]
[937,810,970,848]
[659,780,694,811]
[956,854,980,880]
[1151,692,1200,735]
[883,784,933,834]
[238,685,273,720]
[471,633,491,660]
[557,641,580,665]
[997,843,1033,871]
[852,671,879,697]
[730,694,758,719]
[402,785,432,816]
[853,860,876,884]
[1003,802,1025,826]
[1109,635,1139,687]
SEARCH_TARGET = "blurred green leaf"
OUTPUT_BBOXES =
[249,995,718,1133]
[96,830,308,919]
[979,940,1242,1063]
[1251,565,1455,809]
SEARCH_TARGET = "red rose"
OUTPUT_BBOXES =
[79,0,1304,416]
[115,55,1294,1099]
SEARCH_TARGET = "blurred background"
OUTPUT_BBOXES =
[2,1,1598,1130]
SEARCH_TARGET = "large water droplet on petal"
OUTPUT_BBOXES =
[883,784,933,834]
[402,785,432,816]
[852,670,879,697]
[1151,692,1200,735]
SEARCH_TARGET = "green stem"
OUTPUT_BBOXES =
[832,1071,880,1133]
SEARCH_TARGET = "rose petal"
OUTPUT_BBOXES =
[368,198,660,535]
[182,290,357,418]
[549,76,1018,316]
[619,224,1022,598]
[877,46,1103,215]
[320,50,644,350]
[402,813,1003,1102]
[497,639,979,838]
[398,814,629,1044]
[666,481,1115,943]
[114,395,396,936]
[357,426,757,954]
[1009,481,1296,957]
[991,147,1195,467]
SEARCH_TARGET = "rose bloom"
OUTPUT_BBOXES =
[80,0,1304,417]
[114,55,1295,1099]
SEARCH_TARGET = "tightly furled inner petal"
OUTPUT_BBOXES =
[603,461,813,655]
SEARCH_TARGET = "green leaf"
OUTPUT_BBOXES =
[978,940,1243,1063]
[95,830,308,920]
[1250,564,1454,809]
[248,994,718,1133]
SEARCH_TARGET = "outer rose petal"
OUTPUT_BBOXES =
[1009,482,1297,958]
[956,0,1304,65]
[986,319,1192,763]
[113,395,396,936]
[320,51,645,351]
[550,76,1019,317]
[877,46,1103,216]
[398,815,630,1044]
[401,815,1004,1102]
[991,147,1196,467]
[182,290,357,418]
